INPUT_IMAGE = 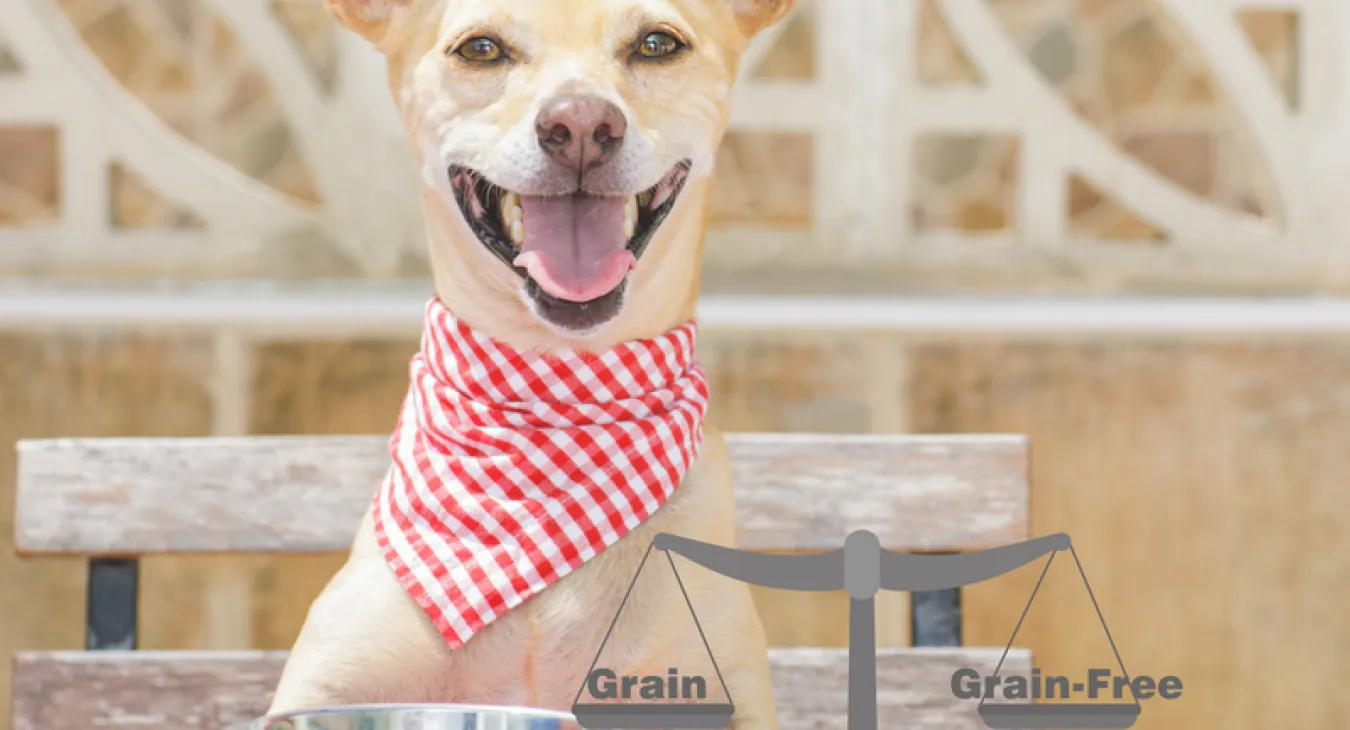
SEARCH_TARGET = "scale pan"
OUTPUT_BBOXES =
[978,702,1140,729]
[571,702,735,729]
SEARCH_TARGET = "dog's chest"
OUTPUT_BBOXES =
[440,460,728,710]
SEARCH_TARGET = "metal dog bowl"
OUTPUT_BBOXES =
[252,704,576,730]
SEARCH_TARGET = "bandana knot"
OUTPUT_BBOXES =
[373,297,710,648]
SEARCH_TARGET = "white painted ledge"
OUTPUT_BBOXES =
[3,284,1350,339]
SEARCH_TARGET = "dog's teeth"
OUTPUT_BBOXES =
[510,219,525,244]
[637,191,653,209]
[501,192,520,223]
[623,197,638,239]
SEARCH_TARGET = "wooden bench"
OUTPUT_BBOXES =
[12,433,1033,729]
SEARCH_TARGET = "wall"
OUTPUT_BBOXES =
[2,2,1348,729]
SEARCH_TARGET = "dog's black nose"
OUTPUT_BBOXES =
[536,96,627,171]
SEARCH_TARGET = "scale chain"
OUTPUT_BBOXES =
[572,539,735,710]
[978,547,1142,712]
[665,551,735,706]
[574,541,658,708]
[1068,543,1141,712]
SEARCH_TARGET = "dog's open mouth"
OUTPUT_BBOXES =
[449,162,691,331]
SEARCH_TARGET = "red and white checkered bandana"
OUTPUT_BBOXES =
[373,297,709,649]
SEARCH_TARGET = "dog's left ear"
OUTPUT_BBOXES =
[325,0,421,47]
[728,0,798,37]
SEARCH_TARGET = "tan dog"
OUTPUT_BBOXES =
[269,1,795,727]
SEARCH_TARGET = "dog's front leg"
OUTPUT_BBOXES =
[706,591,779,730]
[721,656,780,730]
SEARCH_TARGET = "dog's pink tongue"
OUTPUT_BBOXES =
[512,194,635,302]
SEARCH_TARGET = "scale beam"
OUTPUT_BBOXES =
[880,533,1071,592]
[654,532,1071,594]
[608,531,1132,730]
[652,533,843,591]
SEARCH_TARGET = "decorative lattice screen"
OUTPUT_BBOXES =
[2,0,1349,292]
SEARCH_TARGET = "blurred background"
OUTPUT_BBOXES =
[2,0,1347,728]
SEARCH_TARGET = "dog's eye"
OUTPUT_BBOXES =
[635,31,686,60]
[455,36,506,64]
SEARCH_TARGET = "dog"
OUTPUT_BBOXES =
[267,1,796,728]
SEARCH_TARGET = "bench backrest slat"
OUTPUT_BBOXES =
[11,648,1030,730]
[16,434,1028,554]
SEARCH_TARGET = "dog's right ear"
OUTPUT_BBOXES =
[728,0,798,38]
[324,0,418,46]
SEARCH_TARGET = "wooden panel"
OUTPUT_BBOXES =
[15,434,1027,554]
[701,334,913,650]
[910,343,1350,730]
[11,651,284,730]
[700,333,877,434]
[729,434,1026,550]
[0,333,216,729]
[248,339,417,436]
[770,647,1030,730]
[239,338,418,652]
[11,647,1030,730]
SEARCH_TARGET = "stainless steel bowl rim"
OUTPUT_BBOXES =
[255,703,576,726]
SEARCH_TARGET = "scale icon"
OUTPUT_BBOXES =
[572,531,1141,730]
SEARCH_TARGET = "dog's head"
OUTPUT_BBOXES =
[327,0,793,348]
